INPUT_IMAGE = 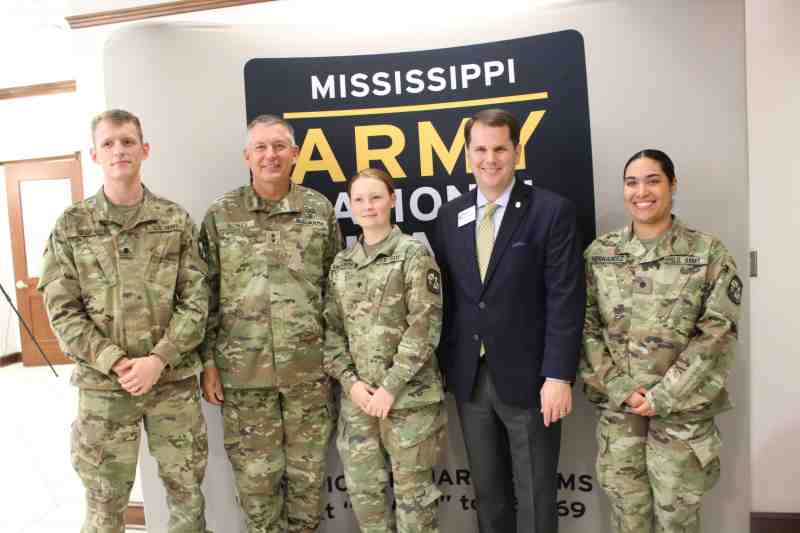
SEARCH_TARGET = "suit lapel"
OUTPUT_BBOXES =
[482,182,531,290]
[452,190,483,293]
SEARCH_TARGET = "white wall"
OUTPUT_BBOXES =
[0,22,73,88]
[0,93,82,161]
[746,0,800,514]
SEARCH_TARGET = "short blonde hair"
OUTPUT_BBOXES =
[91,109,144,144]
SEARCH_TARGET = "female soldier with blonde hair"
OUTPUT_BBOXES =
[324,168,446,533]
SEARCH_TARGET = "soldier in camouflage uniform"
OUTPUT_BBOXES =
[38,109,210,533]
[580,149,742,533]
[199,115,342,533]
[323,168,446,533]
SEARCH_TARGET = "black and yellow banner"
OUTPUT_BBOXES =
[245,30,595,247]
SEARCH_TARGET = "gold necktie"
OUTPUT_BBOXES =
[476,203,497,357]
[477,202,498,282]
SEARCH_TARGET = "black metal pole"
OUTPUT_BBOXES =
[0,281,58,377]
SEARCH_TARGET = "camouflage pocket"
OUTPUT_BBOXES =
[389,420,445,475]
[71,421,104,468]
[385,403,445,450]
[395,431,443,526]
[191,420,210,474]
[659,269,706,336]
[288,238,324,285]
[686,422,721,469]
[221,405,242,450]
[217,224,262,293]
[414,479,442,508]
[289,223,326,280]
[146,231,181,289]
[73,235,118,288]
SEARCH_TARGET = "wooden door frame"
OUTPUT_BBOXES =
[3,153,84,366]
[4,152,85,294]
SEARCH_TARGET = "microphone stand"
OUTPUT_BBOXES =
[0,281,58,377]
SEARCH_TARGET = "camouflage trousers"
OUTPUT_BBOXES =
[222,378,332,533]
[596,410,722,533]
[72,377,209,533]
[336,399,445,533]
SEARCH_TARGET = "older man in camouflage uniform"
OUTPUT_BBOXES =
[38,109,210,533]
[324,221,446,533]
[199,115,342,533]
[580,150,741,533]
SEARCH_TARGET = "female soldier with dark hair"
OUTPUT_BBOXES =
[323,168,446,533]
[581,149,742,533]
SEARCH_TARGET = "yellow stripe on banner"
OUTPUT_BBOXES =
[283,91,549,119]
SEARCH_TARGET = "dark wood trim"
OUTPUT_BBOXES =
[66,0,275,28]
[0,352,22,368]
[0,81,76,101]
[752,512,800,533]
[124,501,146,528]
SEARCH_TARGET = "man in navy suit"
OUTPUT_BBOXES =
[433,108,585,533]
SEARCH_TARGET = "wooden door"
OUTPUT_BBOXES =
[4,154,84,366]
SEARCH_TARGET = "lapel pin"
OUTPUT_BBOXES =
[515,201,521,208]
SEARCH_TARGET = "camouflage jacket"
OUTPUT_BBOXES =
[38,186,209,390]
[323,226,444,410]
[199,183,342,389]
[580,217,741,421]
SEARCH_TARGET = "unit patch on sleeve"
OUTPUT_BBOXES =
[426,269,441,295]
[727,275,743,305]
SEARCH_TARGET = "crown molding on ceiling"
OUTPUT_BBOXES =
[0,80,76,100]
[66,0,274,29]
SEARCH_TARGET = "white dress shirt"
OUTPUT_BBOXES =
[475,178,515,238]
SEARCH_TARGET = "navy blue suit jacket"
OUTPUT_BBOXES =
[433,181,586,409]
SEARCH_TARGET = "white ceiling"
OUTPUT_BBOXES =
[0,0,70,28]
[0,0,611,88]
